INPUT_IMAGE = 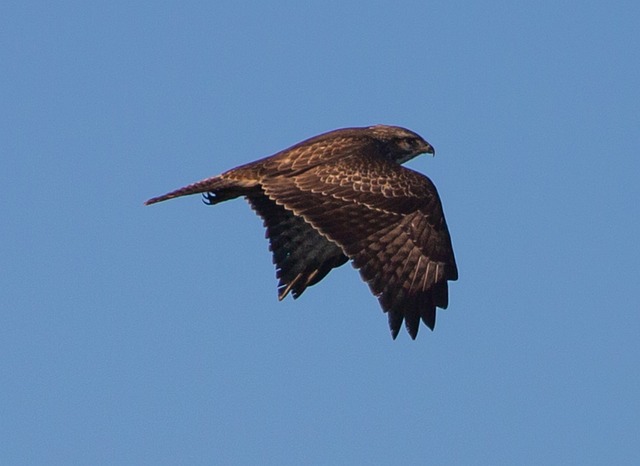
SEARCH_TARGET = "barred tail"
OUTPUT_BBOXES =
[145,175,241,206]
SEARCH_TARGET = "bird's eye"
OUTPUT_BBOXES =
[399,138,414,150]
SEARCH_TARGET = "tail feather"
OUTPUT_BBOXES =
[145,175,239,206]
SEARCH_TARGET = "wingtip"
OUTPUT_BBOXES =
[407,326,419,340]
[388,311,403,340]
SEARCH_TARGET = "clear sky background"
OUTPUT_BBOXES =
[2,1,639,464]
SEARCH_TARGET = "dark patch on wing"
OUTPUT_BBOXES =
[247,192,348,300]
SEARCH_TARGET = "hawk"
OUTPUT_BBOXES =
[146,125,458,339]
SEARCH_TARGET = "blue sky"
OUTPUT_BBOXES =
[2,1,639,464]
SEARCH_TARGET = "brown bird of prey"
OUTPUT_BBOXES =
[145,125,458,339]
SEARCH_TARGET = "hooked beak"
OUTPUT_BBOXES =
[423,141,435,156]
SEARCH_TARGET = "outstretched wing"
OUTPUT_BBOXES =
[247,192,348,300]
[260,154,458,339]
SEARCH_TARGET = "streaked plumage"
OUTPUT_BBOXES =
[146,125,458,339]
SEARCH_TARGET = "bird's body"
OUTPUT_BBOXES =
[146,125,457,339]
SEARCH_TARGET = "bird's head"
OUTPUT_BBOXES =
[369,125,435,164]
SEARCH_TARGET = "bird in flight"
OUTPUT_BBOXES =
[145,125,458,339]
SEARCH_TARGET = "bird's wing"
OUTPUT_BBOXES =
[260,155,458,339]
[247,193,348,300]
[226,134,377,180]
